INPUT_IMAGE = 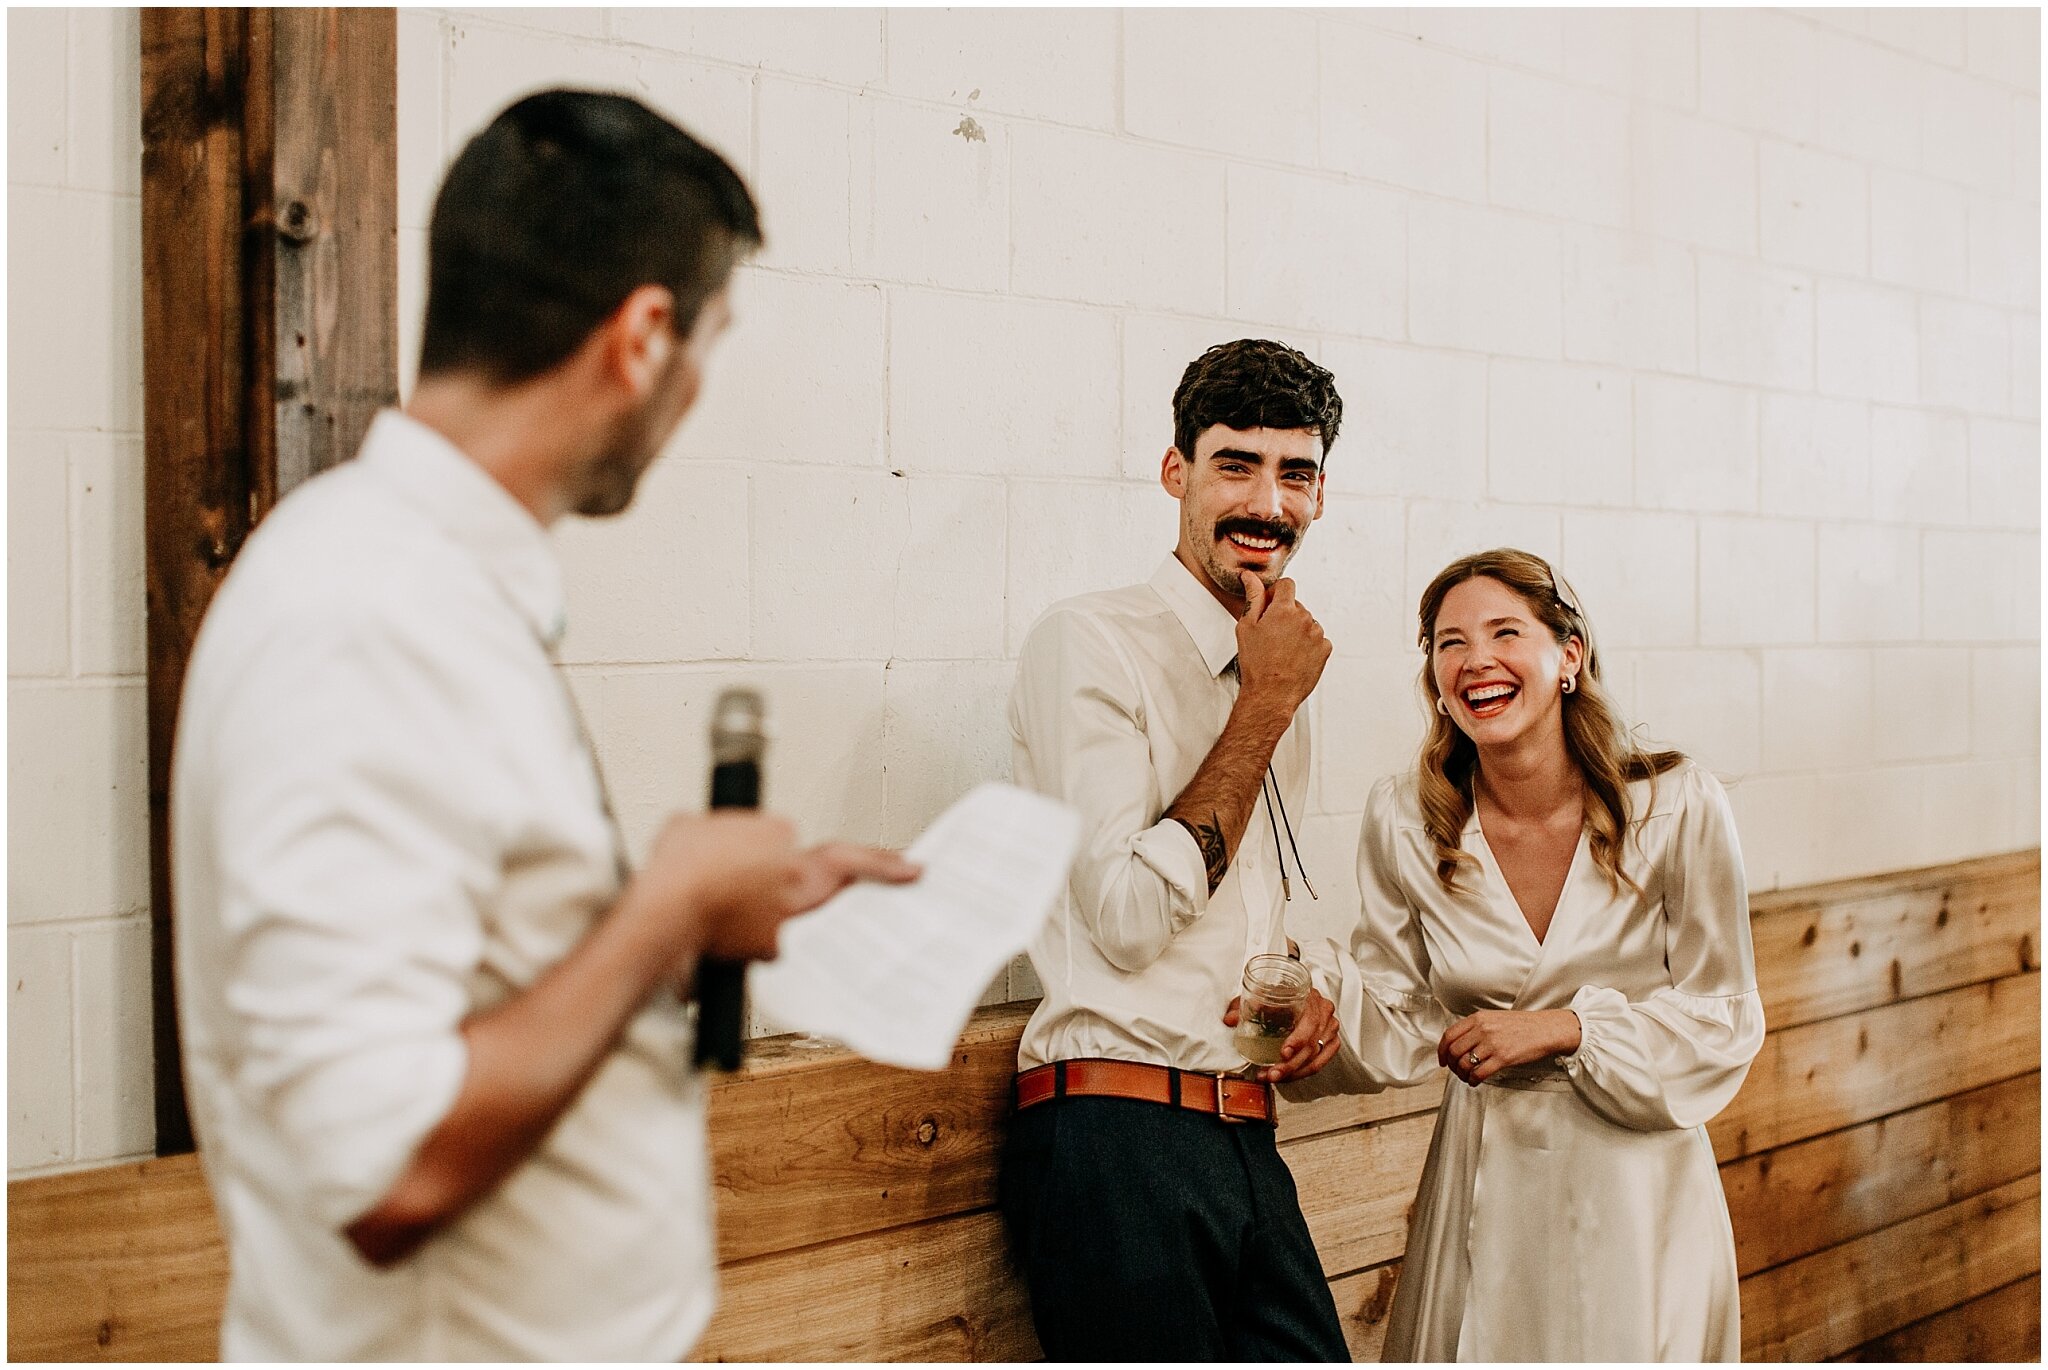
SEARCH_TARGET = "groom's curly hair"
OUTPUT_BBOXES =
[1171,339,1344,465]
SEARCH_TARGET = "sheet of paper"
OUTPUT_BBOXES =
[747,782,1080,1071]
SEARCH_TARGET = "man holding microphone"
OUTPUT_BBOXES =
[172,91,915,1360]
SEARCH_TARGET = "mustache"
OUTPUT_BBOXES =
[1215,517,1297,547]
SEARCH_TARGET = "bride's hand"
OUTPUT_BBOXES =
[1438,1009,1581,1086]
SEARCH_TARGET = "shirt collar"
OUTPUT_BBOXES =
[356,410,570,650]
[1148,554,1241,679]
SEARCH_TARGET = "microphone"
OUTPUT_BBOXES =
[693,688,765,1072]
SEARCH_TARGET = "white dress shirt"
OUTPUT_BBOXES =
[1010,555,1328,1077]
[173,411,715,1361]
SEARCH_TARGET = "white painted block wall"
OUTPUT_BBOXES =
[9,7,2040,1177]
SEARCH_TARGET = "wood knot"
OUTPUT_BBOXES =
[1354,1265,1399,1324]
[1800,923,1817,947]
[276,197,317,243]
[915,1117,938,1147]
[96,1319,115,1347]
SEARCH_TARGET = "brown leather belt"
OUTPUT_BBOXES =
[1014,1058,1276,1126]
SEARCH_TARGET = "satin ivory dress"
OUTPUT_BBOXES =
[1310,761,1764,1362]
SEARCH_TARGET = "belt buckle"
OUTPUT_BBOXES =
[1211,1071,1247,1125]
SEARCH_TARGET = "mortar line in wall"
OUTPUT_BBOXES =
[15,910,153,935]
[7,673,149,689]
[442,23,2037,208]
[56,430,80,681]
[1113,9,1127,138]
[740,470,756,660]
[63,931,84,1166]
[740,233,2043,333]
[747,74,761,186]
[7,1149,158,1183]
[6,180,141,203]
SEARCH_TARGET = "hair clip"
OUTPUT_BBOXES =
[1547,562,1582,619]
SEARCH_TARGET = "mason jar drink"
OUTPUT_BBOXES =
[1235,953,1310,1066]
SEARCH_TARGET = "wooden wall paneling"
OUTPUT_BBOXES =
[1832,1274,2041,1362]
[1738,1172,2040,1361]
[8,854,2039,1362]
[5,1153,223,1363]
[1291,1113,1437,1276]
[1709,972,2041,1162]
[693,1209,1039,1363]
[139,7,398,1154]
[1277,1076,1445,1143]
[706,999,1445,1263]
[1720,1073,2041,1277]
[1328,1258,1402,1361]
[706,1004,1027,1263]
[698,1108,1437,1360]
[1749,852,2040,1031]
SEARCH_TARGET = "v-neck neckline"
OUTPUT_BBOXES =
[1471,815,1587,949]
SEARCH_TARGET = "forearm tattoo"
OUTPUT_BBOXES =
[1175,809,1230,894]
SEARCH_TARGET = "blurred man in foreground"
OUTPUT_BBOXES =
[172,90,915,1360]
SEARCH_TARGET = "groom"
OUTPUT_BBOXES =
[998,339,1352,1359]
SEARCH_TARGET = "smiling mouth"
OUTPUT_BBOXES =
[1218,521,1294,559]
[1462,682,1517,717]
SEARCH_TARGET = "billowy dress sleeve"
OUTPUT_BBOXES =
[1293,777,1454,1099]
[1560,765,1766,1131]
[1010,608,1211,973]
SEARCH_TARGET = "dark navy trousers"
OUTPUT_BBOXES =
[998,1095,1349,1362]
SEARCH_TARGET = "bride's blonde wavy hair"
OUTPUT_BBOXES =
[1416,548,1682,896]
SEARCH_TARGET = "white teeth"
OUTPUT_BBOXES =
[1229,534,1279,550]
[1465,684,1515,703]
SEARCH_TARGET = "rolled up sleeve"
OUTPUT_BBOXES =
[208,613,501,1232]
[1012,610,1209,972]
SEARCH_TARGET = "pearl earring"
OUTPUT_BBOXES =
[1561,675,1577,695]
[1436,697,1450,715]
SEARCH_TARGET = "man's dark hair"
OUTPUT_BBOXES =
[1171,339,1344,464]
[418,89,764,384]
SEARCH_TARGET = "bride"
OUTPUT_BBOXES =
[1310,547,1763,1361]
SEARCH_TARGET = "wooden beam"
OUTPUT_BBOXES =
[5,1153,223,1363]
[1749,850,2039,1032]
[139,8,396,1154]
[1291,1112,1436,1276]
[693,1208,1040,1363]
[707,1000,1444,1262]
[1832,1273,2041,1362]
[706,1004,1028,1263]
[1721,1073,2041,1277]
[1738,1172,2039,1361]
[1710,972,2041,1162]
